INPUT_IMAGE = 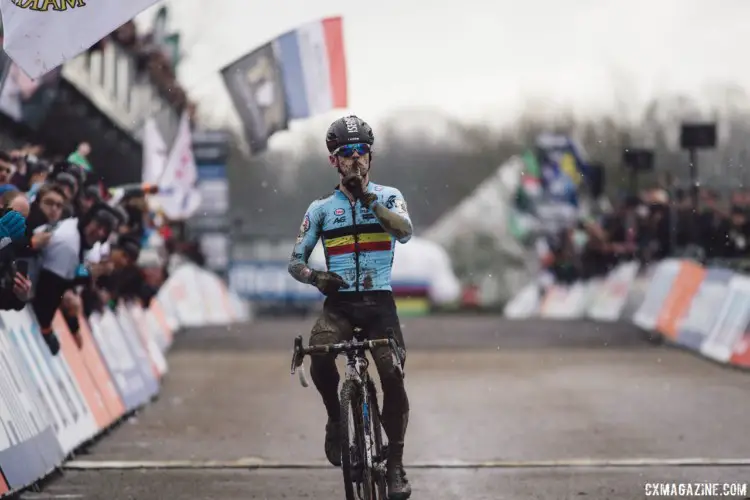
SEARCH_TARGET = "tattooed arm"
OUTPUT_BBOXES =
[369,188,413,244]
[288,204,322,284]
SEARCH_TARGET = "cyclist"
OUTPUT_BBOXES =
[288,115,412,499]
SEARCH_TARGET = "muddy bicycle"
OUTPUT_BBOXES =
[290,329,404,500]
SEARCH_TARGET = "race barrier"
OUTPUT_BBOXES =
[503,258,750,370]
[0,262,250,498]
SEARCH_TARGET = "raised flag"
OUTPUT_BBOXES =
[221,16,348,154]
[0,0,159,78]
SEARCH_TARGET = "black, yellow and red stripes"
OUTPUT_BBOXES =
[323,223,392,256]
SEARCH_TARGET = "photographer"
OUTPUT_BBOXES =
[0,191,31,310]
[32,202,121,355]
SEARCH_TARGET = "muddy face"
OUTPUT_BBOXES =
[335,150,370,178]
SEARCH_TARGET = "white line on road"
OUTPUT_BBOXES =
[63,457,750,470]
[20,495,84,499]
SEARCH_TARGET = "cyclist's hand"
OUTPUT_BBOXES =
[342,173,365,198]
[342,174,377,207]
[311,270,349,295]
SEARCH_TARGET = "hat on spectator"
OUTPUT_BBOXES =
[112,204,129,226]
[83,184,102,202]
[53,172,78,192]
[86,202,125,233]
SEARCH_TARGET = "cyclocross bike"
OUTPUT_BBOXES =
[290,328,404,500]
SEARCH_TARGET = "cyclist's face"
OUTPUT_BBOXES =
[331,150,370,177]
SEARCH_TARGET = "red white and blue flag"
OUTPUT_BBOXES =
[221,16,348,154]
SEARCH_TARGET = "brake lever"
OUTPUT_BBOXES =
[298,364,310,388]
[291,335,311,387]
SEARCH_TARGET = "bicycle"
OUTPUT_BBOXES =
[290,328,405,500]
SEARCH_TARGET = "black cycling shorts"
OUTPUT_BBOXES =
[310,290,406,352]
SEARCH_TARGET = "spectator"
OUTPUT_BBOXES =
[2,190,30,218]
[49,172,79,218]
[67,142,92,172]
[26,161,51,202]
[18,184,67,287]
[717,206,750,258]
[0,194,31,311]
[99,235,154,306]
[78,185,101,216]
[27,184,65,233]
[32,202,121,355]
[0,152,17,195]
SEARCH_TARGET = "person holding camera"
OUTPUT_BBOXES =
[0,190,30,310]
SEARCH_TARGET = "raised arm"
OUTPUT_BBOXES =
[370,188,413,243]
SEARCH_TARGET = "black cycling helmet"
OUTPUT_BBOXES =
[325,115,374,153]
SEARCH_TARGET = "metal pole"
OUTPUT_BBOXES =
[688,148,699,248]
[689,148,699,209]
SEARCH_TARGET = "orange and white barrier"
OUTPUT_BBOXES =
[503,258,750,371]
[0,262,249,498]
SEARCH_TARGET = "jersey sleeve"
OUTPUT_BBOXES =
[381,187,413,243]
[288,201,323,283]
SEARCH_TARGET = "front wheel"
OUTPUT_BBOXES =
[340,379,376,500]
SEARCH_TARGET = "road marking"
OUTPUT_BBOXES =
[20,495,84,499]
[64,457,750,470]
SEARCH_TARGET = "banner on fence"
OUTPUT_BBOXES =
[0,262,247,498]
[503,256,750,371]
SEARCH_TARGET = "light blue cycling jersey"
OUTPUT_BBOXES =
[290,182,412,292]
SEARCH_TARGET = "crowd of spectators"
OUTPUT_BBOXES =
[0,141,204,356]
[88,20,196,121]
[542,185,750,283]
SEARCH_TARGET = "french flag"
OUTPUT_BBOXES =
[276,17,348,119]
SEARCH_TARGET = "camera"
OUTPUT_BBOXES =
[0,251,18,291]
[0,206,23,291]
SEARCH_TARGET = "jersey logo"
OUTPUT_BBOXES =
[334,208,345,216]
[296,214,310,244]
[333,216,346,224]
[385,195,397,209]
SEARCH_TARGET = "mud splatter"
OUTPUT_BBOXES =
[363,273,373,290]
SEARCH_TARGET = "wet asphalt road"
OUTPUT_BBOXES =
[17,316,750,499]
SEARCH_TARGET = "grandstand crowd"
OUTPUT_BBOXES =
[0,141,202,356]
[543,184,750,283]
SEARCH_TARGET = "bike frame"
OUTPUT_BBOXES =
[290,333,403,499]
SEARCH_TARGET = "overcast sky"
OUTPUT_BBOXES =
[136,0,750,147]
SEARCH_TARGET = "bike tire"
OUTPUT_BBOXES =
[367,379,388,499]
[340,380,357,500]
[340,379,376,500]
[360,382,376,500]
